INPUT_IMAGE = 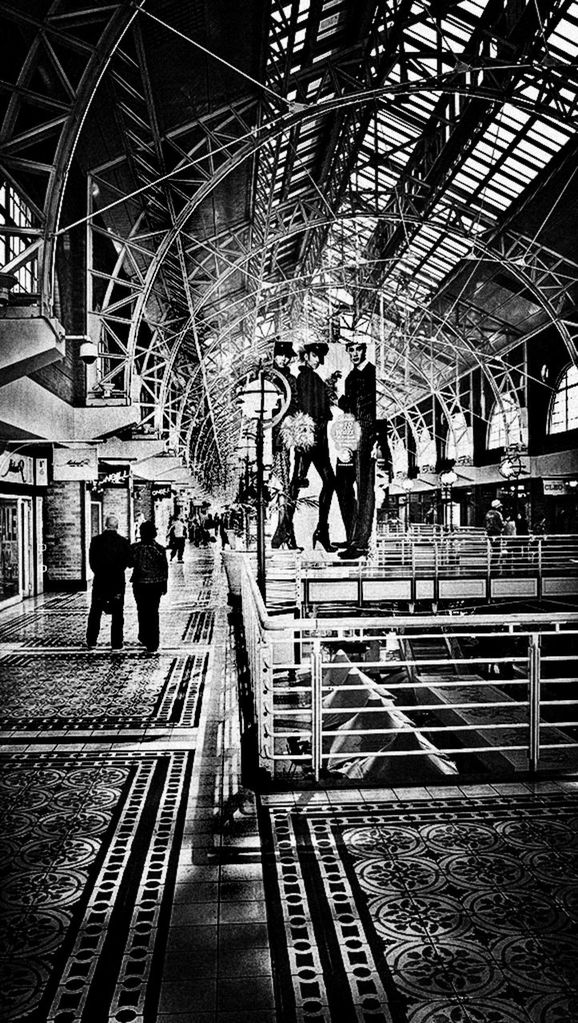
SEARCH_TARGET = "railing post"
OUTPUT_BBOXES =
[528,632,541,773]
[311,638,323,782]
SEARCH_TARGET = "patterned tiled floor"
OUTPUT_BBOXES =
[260,783,578,1023]
[1,547,578,1023]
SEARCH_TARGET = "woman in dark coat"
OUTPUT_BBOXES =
[289,341,336,551]
[131,521,169,654]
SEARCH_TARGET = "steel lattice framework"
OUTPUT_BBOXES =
[2,0,578,492]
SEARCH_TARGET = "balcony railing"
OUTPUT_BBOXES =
[237,555,578,784]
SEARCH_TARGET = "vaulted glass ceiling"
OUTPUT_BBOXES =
[1,0,578,493]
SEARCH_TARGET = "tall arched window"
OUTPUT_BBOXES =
[548,364,578,434]
[446,412,473,464]
[487,392,526,449]
[417,427,436,472]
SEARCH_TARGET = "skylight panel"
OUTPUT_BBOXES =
[529,119,571,148]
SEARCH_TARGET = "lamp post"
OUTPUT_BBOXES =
[399,476,414,531]
[439,469,458,529]
[237,371,280,601]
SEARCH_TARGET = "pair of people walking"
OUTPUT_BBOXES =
[86,516,168,653]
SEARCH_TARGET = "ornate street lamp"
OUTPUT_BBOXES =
[439,468,458,529]
[237,371,284,600]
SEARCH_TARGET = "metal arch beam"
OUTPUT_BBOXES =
[149,207,578,392]
[15,2,145,315]
[111,70,578,366]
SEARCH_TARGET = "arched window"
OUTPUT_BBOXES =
[417,427,436,472]
[390,436,408,477]
[548,364,578,434]
[446,412,473,464]
[0,182,37,293]
[487,392,526,449]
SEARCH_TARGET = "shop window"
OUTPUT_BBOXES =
[548,364,578,434]
[487,392,526,449]
[0,499,20,603]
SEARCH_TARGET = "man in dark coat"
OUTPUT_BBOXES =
[86,514,133,650]
[131,521,169,654]
[337,340,377,559]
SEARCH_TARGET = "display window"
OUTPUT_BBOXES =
[0,499,20,603]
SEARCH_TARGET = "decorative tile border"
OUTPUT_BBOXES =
[260,791,578,1023]
[0,749,193,1023]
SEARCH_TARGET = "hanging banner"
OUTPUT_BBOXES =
[53,447,98,482]
[0,452,34,486]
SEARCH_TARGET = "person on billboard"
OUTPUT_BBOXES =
[270,340,300,549]
[336,339,377,559]
[290,340,336,552]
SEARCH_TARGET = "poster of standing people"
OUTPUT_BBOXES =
[269,332,386,558]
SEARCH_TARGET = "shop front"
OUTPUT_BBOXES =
[0,451,47,608]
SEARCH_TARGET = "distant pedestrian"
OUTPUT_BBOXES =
[86,515,133,650]
[485,498,504,567]
[167,514,186,562]
[131,521,168,654]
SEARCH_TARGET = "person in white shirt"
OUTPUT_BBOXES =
[167,514,187,562]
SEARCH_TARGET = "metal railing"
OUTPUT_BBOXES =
[238,555,578,784]
[299,534,578,610]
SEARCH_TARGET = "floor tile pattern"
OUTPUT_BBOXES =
[260,790,578,1023]
[0,651,208,729]
[0,606,213,649]
[0,749,193,1023]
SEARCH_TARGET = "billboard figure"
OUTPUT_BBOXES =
[337,339,376,559]
[281,341,336,552]
[270,340,300,549]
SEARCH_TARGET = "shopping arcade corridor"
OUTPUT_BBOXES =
[1,546,578,1023]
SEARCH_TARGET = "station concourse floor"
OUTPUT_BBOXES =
[1,546,577,1023]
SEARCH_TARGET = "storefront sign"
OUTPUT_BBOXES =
[0,452,34,486]
[152,483,172,499]
[53,447,98,482]
[543,478,568,496]
[98,461,130,488]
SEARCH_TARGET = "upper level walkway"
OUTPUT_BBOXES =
[1,543,577,1023]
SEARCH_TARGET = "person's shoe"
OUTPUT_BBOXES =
[332,540,350,549]
[86,642,95,650]
[312,527,335,553]
[338,547,368,560]
[111,647,123,654]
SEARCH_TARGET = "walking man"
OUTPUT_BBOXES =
[86,514,133,650]
[131,521,169,654]
[167,513,186,562]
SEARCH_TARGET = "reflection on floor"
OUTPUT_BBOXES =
[0,546,577,1023]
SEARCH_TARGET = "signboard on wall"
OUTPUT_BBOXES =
[543,478,574,495]
[53,447,98,481]
[98,462,130,488]
[152,483,172,500]
[0,452,34,486]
